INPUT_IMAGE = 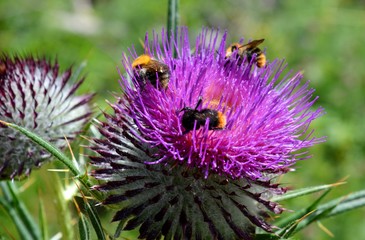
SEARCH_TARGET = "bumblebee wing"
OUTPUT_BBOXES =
[240,39,265,50]
[149,60,169,72]
[197,110,219,127]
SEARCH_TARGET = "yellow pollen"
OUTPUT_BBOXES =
[132,54,152,68]
[217,111,227,129]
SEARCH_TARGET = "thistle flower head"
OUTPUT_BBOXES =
[90,28,324,239]
[0,55,93,180]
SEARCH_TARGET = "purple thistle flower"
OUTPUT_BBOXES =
[90,28,324,239]
[0,55,93,180]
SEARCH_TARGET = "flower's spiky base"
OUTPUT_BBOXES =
[91,109,285,240]
[0,55,93,180]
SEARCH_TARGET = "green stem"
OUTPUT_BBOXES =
[0,182,41,240]
[39,198,48,240]
[167,0,179,57]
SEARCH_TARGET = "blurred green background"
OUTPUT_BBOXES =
[1,0,365,239]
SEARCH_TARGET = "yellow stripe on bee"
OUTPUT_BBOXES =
[132,54,152,68]
[256,54,266,68]
[225,43,241,58]
[217,111,227,129]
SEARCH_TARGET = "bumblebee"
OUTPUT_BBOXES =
[180,98,226,133]
[225,39,266,68]
[132,54,170,89]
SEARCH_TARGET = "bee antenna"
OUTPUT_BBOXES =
[179,102,187,112]
[195,97,203,110]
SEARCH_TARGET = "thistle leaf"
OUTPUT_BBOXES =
[275,189,331,229]
[0,182,40,240]
[84,201,106,240]
[272,181,345,202]
[39,198,48,240]
[78,214,90,240]
[274,189,365,238]
[0,120,80,177]
[0,120,103,201]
